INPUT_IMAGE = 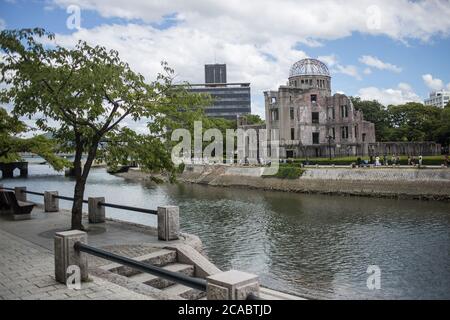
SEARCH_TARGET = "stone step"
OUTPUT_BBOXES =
[100,249,177,277]
[128,263,195,289]
[162,283,206,300]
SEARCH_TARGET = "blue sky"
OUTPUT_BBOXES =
[1,0,450,118]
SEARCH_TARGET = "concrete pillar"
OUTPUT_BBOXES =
[157,206,179,241]
[54,230,88,284]
[44,191,59,212]
[14,187,26,202]
[88,197,105,223]
[206,270,260,300]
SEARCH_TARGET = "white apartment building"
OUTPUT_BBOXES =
[424,91,450,108]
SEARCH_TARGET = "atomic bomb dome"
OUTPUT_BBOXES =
[289,58,330,78]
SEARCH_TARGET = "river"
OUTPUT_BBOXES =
[1,163,449,299]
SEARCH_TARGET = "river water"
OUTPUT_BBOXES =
[2,163,449,299]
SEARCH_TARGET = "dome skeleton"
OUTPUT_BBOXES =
[289,58,330,78]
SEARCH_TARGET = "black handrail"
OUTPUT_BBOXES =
[74,242,207,291]
[99,202,157,215]
[53,194,89,204]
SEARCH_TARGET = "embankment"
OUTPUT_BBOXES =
[118,165,450,201]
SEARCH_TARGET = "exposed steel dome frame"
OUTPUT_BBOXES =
[289,58,330,78]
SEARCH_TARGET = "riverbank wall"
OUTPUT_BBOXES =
[118,165,450,201]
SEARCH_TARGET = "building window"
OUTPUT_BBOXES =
[362,133,366,142]
[354,125,358,139]
[329,127,335,139]
[291,128,295,140]
[312,132,319,144]
[312,112,319,124]
[341,126,349,139]
[311,94,317,103]
[328,107,335,120]
[271,97,277,104]
[290,107,294,120]
[340,105,348,118]
[271,109,279,121]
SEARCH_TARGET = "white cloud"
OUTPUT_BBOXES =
[52,0,450,42]
[0,18,6,30]
[334,64,361,80]
[363,67,372,75]
[359,55,402,73]
[422,74,449,91]
[317,54,338,67]
[357,82,421,105]
[50,23,307,119]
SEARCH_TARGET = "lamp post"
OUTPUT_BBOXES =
[327,135,333,160]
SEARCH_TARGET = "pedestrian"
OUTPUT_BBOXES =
[375,156,381,166]
[418,155,423,167]
[391,154,396,166]
[396,155,400,166]
[411,156,416,166]
[444,155,449,168]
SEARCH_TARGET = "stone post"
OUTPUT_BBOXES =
[54,230,88,284]
[88,197,105,223]
[14,186,26,202]
[206,270,260,300]
[44,191,59,212]
[157,206,179,241]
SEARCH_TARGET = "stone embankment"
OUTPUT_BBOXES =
[117,165,450,201]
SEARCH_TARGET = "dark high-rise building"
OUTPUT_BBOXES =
[205,64,227,84]
[188,64,251,120]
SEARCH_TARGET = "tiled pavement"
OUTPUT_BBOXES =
[0,228,154,300]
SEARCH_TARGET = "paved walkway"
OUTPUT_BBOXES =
[0,205,200,300]
[0,228,154,300]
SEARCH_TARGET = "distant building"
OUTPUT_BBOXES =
[424,90,450,108]
[188,64,251,120]
[264,58,376,158]
[205,64,227,84]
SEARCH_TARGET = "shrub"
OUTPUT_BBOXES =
[262,166,305,179]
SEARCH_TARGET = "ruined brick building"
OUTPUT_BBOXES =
[264,58,376,158]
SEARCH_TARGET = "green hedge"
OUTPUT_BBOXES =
[284,155,446,166]
[262,166,305,179]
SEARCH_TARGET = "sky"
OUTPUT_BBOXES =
[1,0,450,121]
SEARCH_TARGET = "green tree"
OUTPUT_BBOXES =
[0,107,68,169]
[350,97,390,141]
[0,28,206,230]
[241,114,265,125]
[387,102,441,142]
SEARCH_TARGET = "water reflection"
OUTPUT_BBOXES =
[2,164,449,299]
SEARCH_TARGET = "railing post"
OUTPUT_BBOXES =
[44,191,59,212]
[88,197,105,223]
[206,270,260,300]
[14,186,26,202]
[54,230,88,284]
[157,206,180,241]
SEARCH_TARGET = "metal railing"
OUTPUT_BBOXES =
[74,242,207,291]
[1,187,156,214]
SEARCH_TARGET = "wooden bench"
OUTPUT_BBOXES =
[0,191,35,219]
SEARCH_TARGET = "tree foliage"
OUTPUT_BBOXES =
[351,97,450,147]
[0,107,68,169]
[0,28,208,229]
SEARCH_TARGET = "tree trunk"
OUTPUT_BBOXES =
[70,136,99,230]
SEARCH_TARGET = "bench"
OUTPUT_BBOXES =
[0,191,35,219]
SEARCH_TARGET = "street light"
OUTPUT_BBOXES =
[327,135,333,160]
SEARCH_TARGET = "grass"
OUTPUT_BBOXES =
[262,166,305,179]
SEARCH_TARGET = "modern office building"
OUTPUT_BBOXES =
[264,58,376,158]
[188,64,251,120]
[205,64,227,84]
[424,90,450,108]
